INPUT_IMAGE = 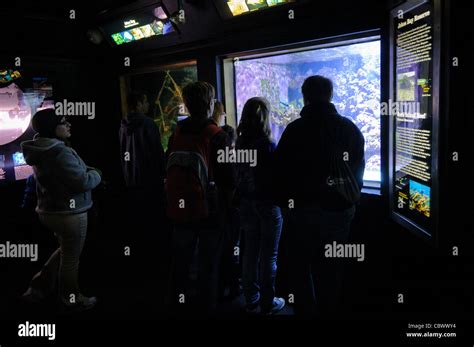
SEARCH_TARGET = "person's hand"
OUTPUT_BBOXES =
[87,166,102,178]
[94,168,103,178]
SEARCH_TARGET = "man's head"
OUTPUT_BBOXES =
[128,91,149,114]
[301,75,333,106]
[182,81,215,120]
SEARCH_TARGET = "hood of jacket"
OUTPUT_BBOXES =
[21,136,65,166]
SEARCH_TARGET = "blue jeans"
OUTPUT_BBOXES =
[240,199,283,310]
[286,205,355,316]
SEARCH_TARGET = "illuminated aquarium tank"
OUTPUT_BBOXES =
[0,71,52,182]
[126,65,198,150]
[234,40,381,182]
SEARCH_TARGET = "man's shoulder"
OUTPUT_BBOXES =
[142,116,158,128]
[339,115,362,134]
[337,116,364,146]
[127,113,156,125]
[137,117,160,139]
[338,115,355,127]
[285,117,306,132]
[275,118,306,147]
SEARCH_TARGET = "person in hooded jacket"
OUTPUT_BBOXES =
[21,109,102,311]
[119,91,167,292]
[119,91,165,189]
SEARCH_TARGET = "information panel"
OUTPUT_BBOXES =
[389,0,440,238]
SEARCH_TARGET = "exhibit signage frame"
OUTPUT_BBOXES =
[388,0,441,242]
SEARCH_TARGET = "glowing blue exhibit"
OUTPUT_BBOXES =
[234,40,381,182]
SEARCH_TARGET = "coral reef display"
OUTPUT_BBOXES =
[235,40,381,181]
[409,180,430,217]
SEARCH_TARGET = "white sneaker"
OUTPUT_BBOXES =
[261,297,285,315]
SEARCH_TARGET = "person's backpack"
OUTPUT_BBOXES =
[323,116,361,206]
[165,122,222,224]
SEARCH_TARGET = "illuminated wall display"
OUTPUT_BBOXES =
[0,70,21,84]
[214,0,295,19]
[389,0,441,239]
[226,0,294,16]
[119,62,198,151]
[101,5,176,46]
[0,72,53,183]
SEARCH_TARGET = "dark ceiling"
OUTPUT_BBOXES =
[0,0,389,63]
[0,0,138,19]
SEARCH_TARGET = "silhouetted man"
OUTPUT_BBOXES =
[120,92,165,189]
[119,91,166,290]
[274,75,365,316]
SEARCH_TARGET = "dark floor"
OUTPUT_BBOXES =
[2,184,473,323]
